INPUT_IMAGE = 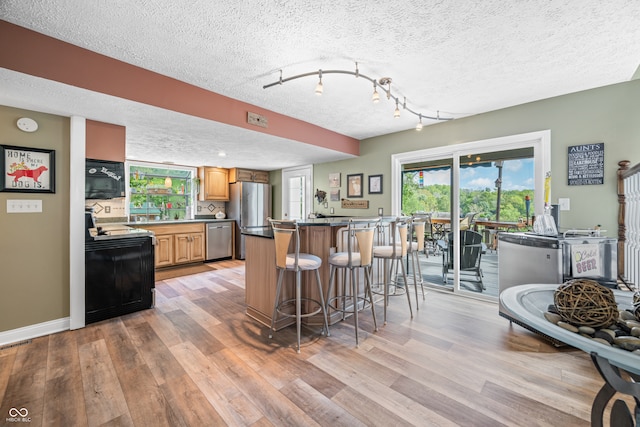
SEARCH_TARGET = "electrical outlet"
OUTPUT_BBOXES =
[558,198,570,211]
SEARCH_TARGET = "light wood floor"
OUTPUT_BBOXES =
[0,260,629,426]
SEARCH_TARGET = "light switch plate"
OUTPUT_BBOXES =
[558,198,570,211]
[7,199,43,213]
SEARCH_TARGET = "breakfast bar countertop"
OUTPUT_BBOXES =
[240,216,399,239]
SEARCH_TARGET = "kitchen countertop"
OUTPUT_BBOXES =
[241,216,399,238]
[89,224,154,241]
[124,218,234,226]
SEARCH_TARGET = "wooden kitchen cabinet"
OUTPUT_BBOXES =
[134,223,205,268]
[229,167,269,183]
[198,167,229,201]
[154,234,174,267]
[174,232,205,264]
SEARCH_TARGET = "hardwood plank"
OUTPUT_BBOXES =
[280,377,366,427]
[159,373,227,426]
[125,320,186,385]
[117,364,176,427]
[170,340,264,425]
[0,350,17,404]
[0,336,49,426]
[308,346,489,426]
[209,348,320,426]
[42,331,88,426]
[164,309,225,356]
[101,318,146,373]
[78,339,132,427]
[170,295,222,330]
[480,380,587,426]
[331,386,421,427]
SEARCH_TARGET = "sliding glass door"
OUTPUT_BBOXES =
[393,131,550,300]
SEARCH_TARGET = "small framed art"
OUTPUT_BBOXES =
[1,145,55,193]
[329,172,341,188]
[346,173,363,198]
[368,174,383,194]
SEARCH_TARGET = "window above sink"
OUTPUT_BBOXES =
[127,162,197,222]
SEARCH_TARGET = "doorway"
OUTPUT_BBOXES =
[392,130,551,300]
[281,165,313,220]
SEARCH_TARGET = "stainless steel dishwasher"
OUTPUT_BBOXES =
[206,222,233,261]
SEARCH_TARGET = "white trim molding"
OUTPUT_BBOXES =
[0,317,70,347]
[391,130,551,217]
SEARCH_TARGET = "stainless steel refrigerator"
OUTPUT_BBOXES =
[227,182,271,259]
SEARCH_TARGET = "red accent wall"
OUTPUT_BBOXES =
[0,20,359,156]
[86,120,126,162]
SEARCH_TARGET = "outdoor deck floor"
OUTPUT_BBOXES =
[406,243,500,298]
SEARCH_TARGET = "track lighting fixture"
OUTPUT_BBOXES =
[264,63,452,129]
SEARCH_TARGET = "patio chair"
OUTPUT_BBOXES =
[459,212,477,231]
[442,229,485,290]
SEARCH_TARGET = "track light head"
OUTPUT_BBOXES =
[372,82,380,103]
[315,70,323,95]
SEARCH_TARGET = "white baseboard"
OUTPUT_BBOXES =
[0,317,70,347]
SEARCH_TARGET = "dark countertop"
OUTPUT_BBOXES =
[241,216,398,238]
[292,215,396,226]
[242,228,274,238]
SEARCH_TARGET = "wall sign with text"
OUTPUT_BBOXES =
[567,142,604,186]
[1,145,56,193]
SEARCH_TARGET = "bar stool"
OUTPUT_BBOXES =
[268,218,329,353]
[373,217,413,324]
[326,218,380,347]
[407,213,428,306]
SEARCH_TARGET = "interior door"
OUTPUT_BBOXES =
[281,165,312,220]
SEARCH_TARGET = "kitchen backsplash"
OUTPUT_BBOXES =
[86,198,127,223]
[86,198,227,223]
[196,201,227,218]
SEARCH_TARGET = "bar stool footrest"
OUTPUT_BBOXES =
[276,298,325,319]
[327,295,373,315]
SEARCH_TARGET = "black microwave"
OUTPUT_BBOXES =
[85,159,126,199]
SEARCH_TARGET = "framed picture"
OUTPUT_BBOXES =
[330,189,340,201]
[1,145,55,193]
[368,174,383,194]
[329,172,341,188]
[346,173,363,198]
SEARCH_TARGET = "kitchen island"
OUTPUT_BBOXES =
[243,217,391,329]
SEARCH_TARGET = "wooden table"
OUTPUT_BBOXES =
[473,219,527,231]
[473,220,527,250]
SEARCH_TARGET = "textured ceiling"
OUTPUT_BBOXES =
[1,0,639,169]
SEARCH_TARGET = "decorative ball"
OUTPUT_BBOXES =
[553,279,618,327]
